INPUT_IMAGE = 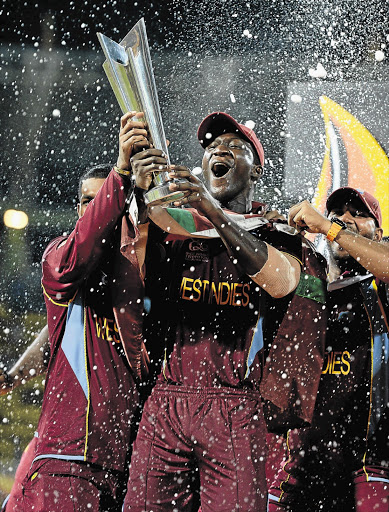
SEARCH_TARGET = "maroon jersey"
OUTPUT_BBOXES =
[34,171,139,472]
[144,223,302,389]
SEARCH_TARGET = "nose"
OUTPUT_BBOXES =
[213,145,231,156]
[337,210,354,224]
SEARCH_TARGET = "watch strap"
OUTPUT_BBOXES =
[326,218,346,241]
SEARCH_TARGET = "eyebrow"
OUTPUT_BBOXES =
[81,194,95,202]
[212,136,246,144]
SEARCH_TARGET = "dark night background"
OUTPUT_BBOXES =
[0,0,388,484]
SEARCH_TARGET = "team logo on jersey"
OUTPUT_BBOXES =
[185,241,209,262]
[188,241,208,252]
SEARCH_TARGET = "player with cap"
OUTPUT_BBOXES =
[123,112,327,511]
[268,189,389,511]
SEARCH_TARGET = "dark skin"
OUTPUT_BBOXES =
[288,198,388,283]
[131,127,296,283]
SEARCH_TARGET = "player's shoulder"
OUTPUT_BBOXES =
[42,235,68,262]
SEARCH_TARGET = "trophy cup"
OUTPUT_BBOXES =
[97,19,186,206]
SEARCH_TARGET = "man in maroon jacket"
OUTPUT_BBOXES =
[20,111,151,512]
[123,112,327,512]
[269,189,389,511]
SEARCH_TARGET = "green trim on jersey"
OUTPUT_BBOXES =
[166,208,197,233]
[295,273,326,304]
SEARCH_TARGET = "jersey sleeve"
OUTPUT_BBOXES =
[42,170,133,301]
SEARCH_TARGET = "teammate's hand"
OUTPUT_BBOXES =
[131,149,169,191]
[168,168,220,217]
[288,200,331,234]
[116,111,150,171]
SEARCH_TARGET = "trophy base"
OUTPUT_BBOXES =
[144,182,187,206]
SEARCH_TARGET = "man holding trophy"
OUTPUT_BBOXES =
[119,108,328,511]
[19,113,150,512]
[5,18,327,512]
[96,20,327,512]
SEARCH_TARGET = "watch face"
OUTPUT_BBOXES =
[330,217,347,229]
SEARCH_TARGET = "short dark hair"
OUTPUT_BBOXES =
[78,163,113,200]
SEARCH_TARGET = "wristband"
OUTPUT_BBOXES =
[326,218,347,241]
[114,166,132,177]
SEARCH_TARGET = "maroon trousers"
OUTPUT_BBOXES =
[20,459,127,512]
[124,384,268,512]
[2,437,37,512]
[268,431,389,512]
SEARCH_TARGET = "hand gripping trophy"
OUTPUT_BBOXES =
[97,19,186,206]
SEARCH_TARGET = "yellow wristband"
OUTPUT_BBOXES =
[114,166,131,177]
[326,222,343,242]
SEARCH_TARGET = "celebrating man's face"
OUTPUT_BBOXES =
[201,132,259,204]
[328,198,381,260]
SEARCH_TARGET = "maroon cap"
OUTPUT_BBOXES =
[197,112,265,168]
[326,187,382,227]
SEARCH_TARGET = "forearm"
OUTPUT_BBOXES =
[204,207,301,297]
[334,229,389,283]
[250,244,301,297]
[206,206,269,274]
[0,325,49,395]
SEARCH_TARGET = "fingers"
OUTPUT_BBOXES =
[120,111,145,129]
[288,202,305,227]
[120,128,148,141]
[131,149,166,162]
[119,113,148,150]
[289,211,306,231]
[168,166,198,183]
[172,191,198,207]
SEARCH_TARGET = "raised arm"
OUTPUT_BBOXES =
[43,112,150,300]
[288,200,389,283]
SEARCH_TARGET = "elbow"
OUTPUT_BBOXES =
[250,246,301,298]
[261,267,300,299]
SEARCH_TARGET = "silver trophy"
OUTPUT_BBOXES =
[97,19,186,206]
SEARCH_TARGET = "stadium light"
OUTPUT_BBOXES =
[3,209,29,229]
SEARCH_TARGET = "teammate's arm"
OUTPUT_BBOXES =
[43,112,150,299]
[288,200,389,283]
[0,325,49,396]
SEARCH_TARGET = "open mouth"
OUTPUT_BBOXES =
[211,162,232,178]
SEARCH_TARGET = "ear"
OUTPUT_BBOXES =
[77,203,81,218]
[250,165,263,182]
[374,227,383,242]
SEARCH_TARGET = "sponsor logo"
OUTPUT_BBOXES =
[180,277,251,307]
[185,240,210,262]
[188,241,208,252]
[322,350,351,375]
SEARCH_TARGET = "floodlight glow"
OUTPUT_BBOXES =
[3,209,29,229]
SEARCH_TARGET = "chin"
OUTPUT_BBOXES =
[209,185,229,202]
